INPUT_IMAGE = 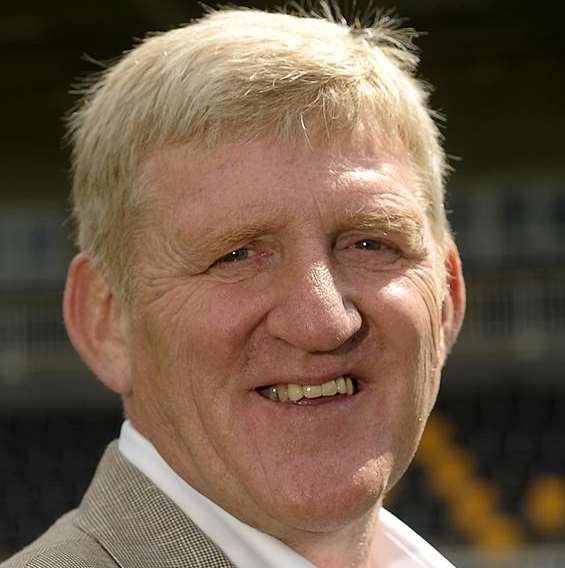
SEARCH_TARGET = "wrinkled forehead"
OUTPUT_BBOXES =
[137,130,433,227]
[142,122,420,182]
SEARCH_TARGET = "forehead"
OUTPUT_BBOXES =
[140,137,422,218]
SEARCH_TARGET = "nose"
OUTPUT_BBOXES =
[266,260,362,353]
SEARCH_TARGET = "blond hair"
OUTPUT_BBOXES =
[67,5,449,300]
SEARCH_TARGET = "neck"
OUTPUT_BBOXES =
[281,507,382,568]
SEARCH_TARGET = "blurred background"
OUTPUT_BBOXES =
[1,0,564,566]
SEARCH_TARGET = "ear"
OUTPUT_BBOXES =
[63,253,133,395]
[440,239,466,359]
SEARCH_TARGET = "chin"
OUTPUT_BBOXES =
[253,457,392,534]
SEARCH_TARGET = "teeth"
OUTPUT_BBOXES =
[287,383,304,402]
[276,383,289,402]
[270,376,355,403]
[303,385,322,399]
[321,380,337,397]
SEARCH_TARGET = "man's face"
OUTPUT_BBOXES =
[124,137,450,536]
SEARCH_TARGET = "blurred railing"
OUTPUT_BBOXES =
[457,267,565,363]
[0,289,74,381]
[0,288,117,410]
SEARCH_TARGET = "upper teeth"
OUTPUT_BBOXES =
[268,376,354,402]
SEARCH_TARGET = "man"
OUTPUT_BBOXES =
[2,4,465,567]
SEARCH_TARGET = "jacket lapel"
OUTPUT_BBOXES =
[77,441,237,568]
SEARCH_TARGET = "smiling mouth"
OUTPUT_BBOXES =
[257,376,358,403]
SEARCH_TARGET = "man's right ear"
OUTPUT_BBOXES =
[63,253,133,395]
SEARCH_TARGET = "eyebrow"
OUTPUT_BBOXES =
[176,204,426,264]
[335,206,426,253]
[176,220,283,264]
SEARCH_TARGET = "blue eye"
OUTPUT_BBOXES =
[218,248,251,263]
[353,239,385,251]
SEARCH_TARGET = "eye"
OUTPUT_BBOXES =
[344,237,402,267]
[208,245,267,280]
[353,239,388,251]
[217,248,254,264]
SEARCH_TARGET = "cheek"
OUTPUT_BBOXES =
[376,274,438,350]
[184,284,275,370]
[132,283,262,398]
[408,268,445,377]
[377,271,444,408]
[410,272,444,414]
[389,267,444,357]
[127,289,206,413]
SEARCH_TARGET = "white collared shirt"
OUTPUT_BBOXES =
[119,421,454,568]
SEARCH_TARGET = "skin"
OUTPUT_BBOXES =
[64,136,465,568]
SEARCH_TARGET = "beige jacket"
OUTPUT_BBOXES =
[1,442,236,568]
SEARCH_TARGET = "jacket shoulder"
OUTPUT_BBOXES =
[1,511,117,568]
